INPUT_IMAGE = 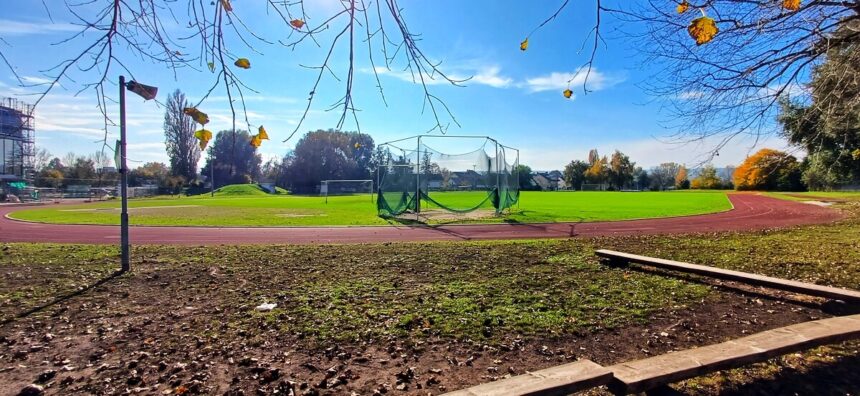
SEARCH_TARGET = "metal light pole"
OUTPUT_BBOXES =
[118,76,158,272]
[119,76,130,272]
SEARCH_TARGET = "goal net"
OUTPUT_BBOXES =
[376,135,519,217]
[580,183,608,191]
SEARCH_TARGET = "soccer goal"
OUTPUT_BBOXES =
[580,183,608,191]
[321,179,374,203]
[376,135,520,220]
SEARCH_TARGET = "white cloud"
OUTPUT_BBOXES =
[0,20,79,36]
[523,68,618,94]
[205,95,299,104]
[127,142,166,151]
[758,83,809,99]
[466,67,513,88]
[371,65,512,88]
[20,76,57,86]
[368,64,625,96]
[677,90,705,100]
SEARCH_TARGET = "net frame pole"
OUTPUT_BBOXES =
[495,139,500,214]
[515,147,520,209]
[415,135,421,220]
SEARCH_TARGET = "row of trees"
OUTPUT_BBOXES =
[258,130,375,194]
[33,151,115,189]
[557,149,719,191]
[161,90,374,193]
[31,150,186,191]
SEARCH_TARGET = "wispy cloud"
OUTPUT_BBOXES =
[204,94,299,105]
[522,68,620,96]
[469,67,514,88]
[676,90,705,100]
[20,76,55,85]
[367,63,624,96]
[0,20,79,36]
[370,65,513,88]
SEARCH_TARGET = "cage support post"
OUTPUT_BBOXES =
[415,136,421,221]
[495,140,500,215]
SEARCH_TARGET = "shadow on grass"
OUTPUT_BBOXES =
[691,351,860,395]
[1,270,126,326]
[604,260,860,314]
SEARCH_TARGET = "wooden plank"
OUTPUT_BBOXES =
[595,249,860,303]
[442,359,612,396]
[608,314,860,394]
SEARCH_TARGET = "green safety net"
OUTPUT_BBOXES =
[376,191,417,216]
[376,136,519,217]
[420,188,496,214]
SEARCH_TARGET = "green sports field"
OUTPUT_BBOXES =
[8,185,732,227]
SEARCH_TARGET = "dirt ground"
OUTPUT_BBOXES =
[0,262,853,396]
[395,209,498,223]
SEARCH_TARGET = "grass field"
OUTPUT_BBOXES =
[8,187,732,226]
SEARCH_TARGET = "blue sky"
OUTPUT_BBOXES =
[0,0,791,170]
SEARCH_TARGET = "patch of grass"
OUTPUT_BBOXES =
[213,183,288,196]
[8,190,732,227]
[0,240,709,342]
[765,191,860,201]
[0,244,117,321]
[595,200,860,288]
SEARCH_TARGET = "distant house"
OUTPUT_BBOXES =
[531,174,553,190]
[449,170,490,190]
[531,170,567,191]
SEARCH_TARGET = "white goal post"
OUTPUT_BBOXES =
[580,183,608,191]
[321,179,374,203]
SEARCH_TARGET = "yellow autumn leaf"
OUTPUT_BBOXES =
[354,142,362,149]
[207,62,215,72]
[250,134,262,148]
[194,111,209,125]
[234,58,251,69]
[688,16,718,46]
[852,148,860,160]
[257,126,269,140]
[563,89,573,99]
[194,129,212,141]
[520,38,528,51]
[220,0,232,12]
[194,129,212,150]
[290,19,305,29]
[783,0,801,11]
[184,107,209,125]
[676,0,689,14]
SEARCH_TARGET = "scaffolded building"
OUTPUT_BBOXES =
[0,97,35,185]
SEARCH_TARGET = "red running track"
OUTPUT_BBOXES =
[0,194,843,245]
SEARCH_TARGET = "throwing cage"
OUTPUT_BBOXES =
[376,135,519,218]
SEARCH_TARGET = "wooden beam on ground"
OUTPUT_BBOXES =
[608,314,860,394]
[442,359,612,396]
[594,249,860,303]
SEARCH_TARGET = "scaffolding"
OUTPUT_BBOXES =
[0,97,35,183]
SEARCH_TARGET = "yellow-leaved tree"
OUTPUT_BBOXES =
[733,149,804,191]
